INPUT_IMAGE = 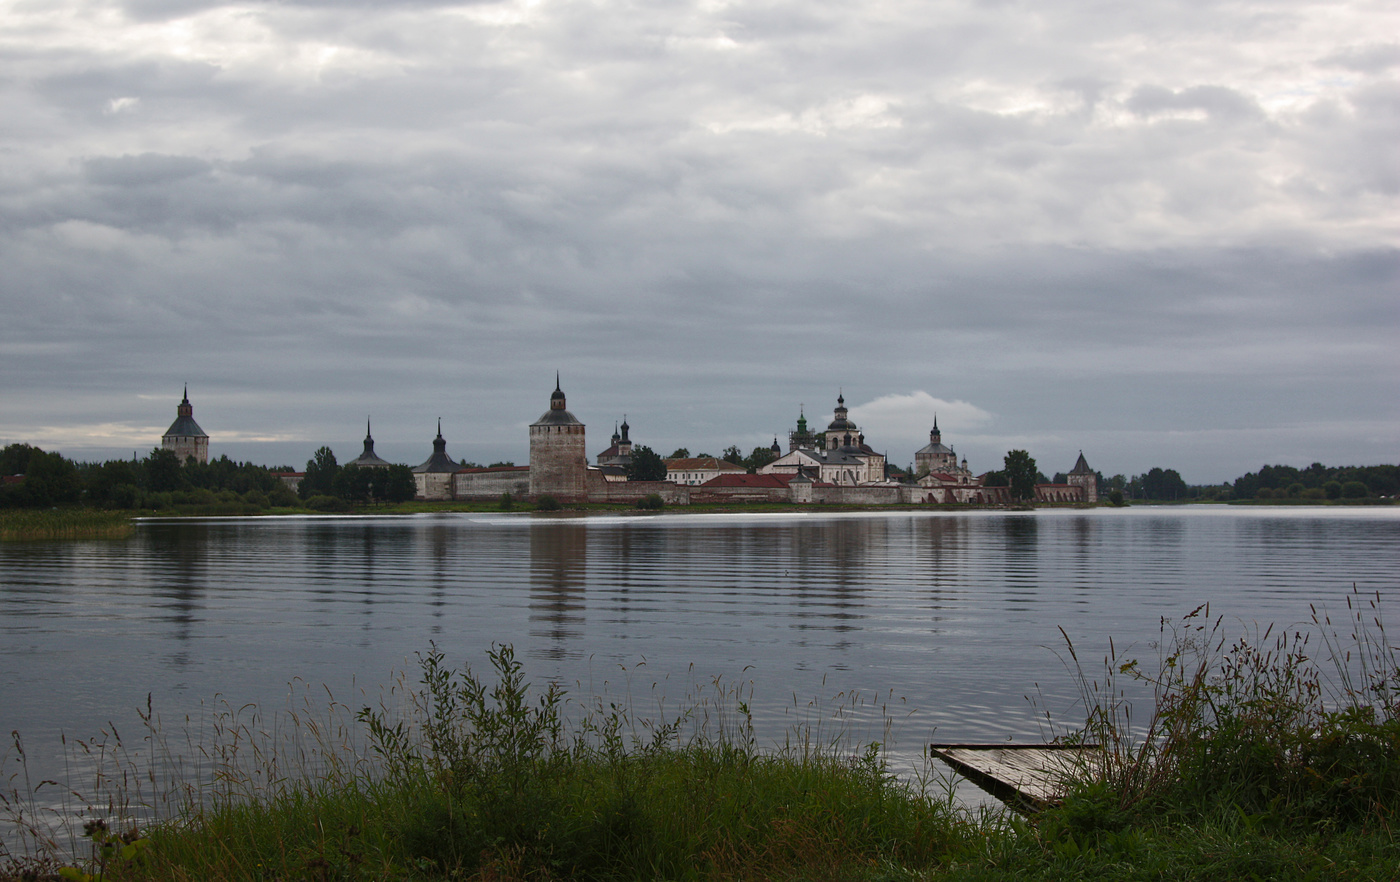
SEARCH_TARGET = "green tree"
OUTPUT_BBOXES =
[627,446,668,482]
[722,445,744,466]
[668,448,690,459]
[1342,481,1368,499]
[335,465,375,504]
[1003,450,1038,501]
[84,459,138,509]
[1138,467,1188,501]
[746,446,778,473]
[4,449,82,507]
[0,443,42,477]
[300,446,340,499]
[143,447,183,493]
[374,464,418,503]
[267,482,300,508]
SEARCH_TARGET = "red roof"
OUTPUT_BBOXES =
[701,473,792,488]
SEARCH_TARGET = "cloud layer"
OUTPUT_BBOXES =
[1,0,1396,482]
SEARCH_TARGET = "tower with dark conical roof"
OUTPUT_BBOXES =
[529,375,587,500]
[347,418,392,468]
[1067,450,1098,503]
[413,419,461,500]
[161,385,209,464]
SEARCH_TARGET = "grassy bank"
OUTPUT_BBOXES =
[5,592,1398,880]
[0,509,134,541]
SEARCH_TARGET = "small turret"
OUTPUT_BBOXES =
[550,373,567,410]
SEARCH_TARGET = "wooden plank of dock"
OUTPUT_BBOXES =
[929,743,1103,814]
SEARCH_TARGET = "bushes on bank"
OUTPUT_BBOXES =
[305,494,351,513]
[1059,588,1400,834]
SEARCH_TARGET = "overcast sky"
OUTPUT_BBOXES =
[2,0,1396,483]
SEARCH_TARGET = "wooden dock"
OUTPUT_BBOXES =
[929,743,1103,814]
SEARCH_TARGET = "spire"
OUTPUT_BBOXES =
[351,415,390,466]
[550,373,566,409]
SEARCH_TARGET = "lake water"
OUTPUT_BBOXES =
[2,506,1399,825]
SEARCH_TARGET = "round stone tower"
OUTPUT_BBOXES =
[162,385,209,464]
[529,375,587,500]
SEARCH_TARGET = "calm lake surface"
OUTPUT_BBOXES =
[3,506,1399,800]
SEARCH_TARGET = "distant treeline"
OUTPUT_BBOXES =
[1230,462,1398,501]
[0,443,301,512]
[0,442,414,513]
[1091,462,1397,502]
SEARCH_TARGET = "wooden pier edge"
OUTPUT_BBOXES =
[929,743,1103,815]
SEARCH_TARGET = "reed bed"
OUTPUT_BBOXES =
[0,510,133,542]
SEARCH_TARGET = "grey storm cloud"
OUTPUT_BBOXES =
[0,0,1396,483]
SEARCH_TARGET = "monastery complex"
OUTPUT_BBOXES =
[161,380,1099,506]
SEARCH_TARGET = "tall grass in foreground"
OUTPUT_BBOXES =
[3,648,971,881]
[1050,586,1400,835]
[0,510,133,541]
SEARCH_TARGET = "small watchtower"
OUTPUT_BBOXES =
[1067,451,1098,503]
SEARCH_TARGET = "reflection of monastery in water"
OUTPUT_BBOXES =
[405,379,1097,506]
